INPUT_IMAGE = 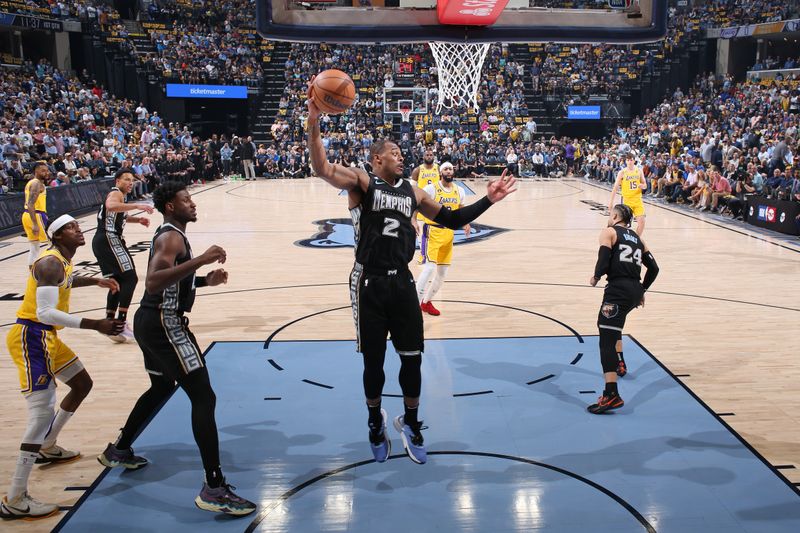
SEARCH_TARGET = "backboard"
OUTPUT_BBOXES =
[256,0,667,44]
[383,88,429,115]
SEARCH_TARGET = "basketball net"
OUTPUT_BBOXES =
[428,41,491,113]
[399,106,412,123]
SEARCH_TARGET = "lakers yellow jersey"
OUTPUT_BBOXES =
[25,179,47,212]
[620,168,643,198]
[420,182,463,226]
[17,248,73,329]
[416,164,440,189]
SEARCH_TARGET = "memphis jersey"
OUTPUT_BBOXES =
[620,168,643,198]
[607,226,645,283]
[350,203,362,248]
[25,179,47,211]
[420,182,465,227]
[140,224,196,313]
[17,248,73,329]
[355,173,418,270]
[416,164,440,189]
[96,187,127,235]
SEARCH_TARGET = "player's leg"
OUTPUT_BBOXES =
[631,201,646,236]
[38,337,88,463]
[615,336,627,377]
[589,285,631,414]
[388,272,427,464]
[417,225,436,310]
[22,212,48,267]
[357,273,392,462]
[422,237,453,314]
[99,310,173,470]
[2,326,59,520]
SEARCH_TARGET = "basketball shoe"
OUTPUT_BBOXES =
[195,480,256,516]
[97,443,149,469]
[587,393,624,414]
[35,444,80,465]
[420,301,440,316]
[369,409,391,463]
[0,492,59,520]
[393,415,427,464]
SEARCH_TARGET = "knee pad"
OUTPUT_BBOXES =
[22,386,57,445]
[599,328,618,374]
[398,354,422,398]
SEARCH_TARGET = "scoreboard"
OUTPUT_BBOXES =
[396,56,417,81]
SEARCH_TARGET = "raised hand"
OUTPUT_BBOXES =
[487,169,518,203]
[306,77,321,122]
[94,318,125,336]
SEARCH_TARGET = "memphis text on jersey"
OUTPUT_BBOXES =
[372,189,414,218]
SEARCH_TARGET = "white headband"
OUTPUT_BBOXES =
[48,214,76,238]
[440,162,454,171]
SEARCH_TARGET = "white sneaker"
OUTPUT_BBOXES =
[120,322,135,343]
[0,492,59,520]
[35,444,80,465]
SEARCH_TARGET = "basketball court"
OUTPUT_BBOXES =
[1,178,799,531]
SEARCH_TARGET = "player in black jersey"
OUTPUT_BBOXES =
[308,91,516,465]
[92,169,154,343]
[98,182,256,516]
[588,204,660,414]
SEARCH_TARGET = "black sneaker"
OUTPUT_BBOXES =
[587,392,625,414]
[97,443,149,470]
[195,480,256,516]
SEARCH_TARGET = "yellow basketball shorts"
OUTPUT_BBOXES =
[7,319,79,394]
[22,211,50,242]
[622,196,646,218]
[419,224,454,265]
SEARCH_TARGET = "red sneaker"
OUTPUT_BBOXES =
[425,301,441,316]
[587,393,624,414]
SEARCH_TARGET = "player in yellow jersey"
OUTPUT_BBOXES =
[412,149,440,189]
[2,215,123,521]
[22,162,50,267]
[413,162,470,316]
[609,154,648,236]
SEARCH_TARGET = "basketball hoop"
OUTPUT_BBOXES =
[399,103,412,123]
[428,41,490,113]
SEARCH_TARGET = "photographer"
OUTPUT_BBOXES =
[727,167,755,220]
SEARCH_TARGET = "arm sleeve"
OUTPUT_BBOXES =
[36,286,82,328]
[433,196,493,230]
[593,246,613,280]
[423,185,436,199]
[641,251,660,291]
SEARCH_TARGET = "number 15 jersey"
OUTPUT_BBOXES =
[355,173,418,271]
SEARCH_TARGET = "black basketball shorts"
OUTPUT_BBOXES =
[350,263,424,356]
[134,308,205,381]
[92,231,135,277]
[597,279,644,333]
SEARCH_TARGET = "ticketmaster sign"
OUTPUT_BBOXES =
[166,84,248,99]
[567,105,601,120]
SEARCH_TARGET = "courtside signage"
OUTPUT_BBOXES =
[166,84,248,99]
[568,106,602,120]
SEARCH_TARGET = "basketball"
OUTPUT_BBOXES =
[309,69,356,115]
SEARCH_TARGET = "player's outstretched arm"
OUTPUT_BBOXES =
[306,89,366,192]
[639,169,648,191]
[34,256,124,335]
[417,170,517,230]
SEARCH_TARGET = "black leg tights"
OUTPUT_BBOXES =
[116,367,220,482]
[362,350,387,401]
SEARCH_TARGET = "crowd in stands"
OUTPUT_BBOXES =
[578,72,800,221]
[0,60,275,196]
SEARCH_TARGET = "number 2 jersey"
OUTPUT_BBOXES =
[607,225,645,284]
[354,173,418,271]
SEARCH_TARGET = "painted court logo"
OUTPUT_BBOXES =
[296,219,508,248]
